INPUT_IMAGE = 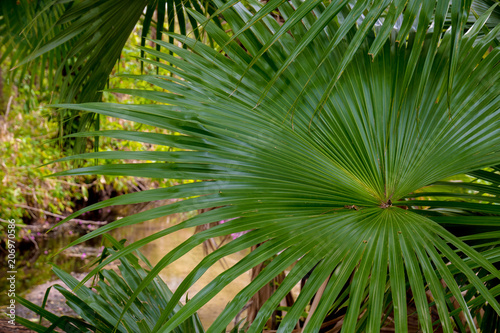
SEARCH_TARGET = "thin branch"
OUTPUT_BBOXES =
[13,204,107,225]
[5,96,13,118]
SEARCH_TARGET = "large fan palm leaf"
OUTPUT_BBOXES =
[48,1,500,332]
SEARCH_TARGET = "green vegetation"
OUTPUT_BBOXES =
[0,0,216,148]
[0,28,178,225]
[2,0,500,332]
[17,236,209,333]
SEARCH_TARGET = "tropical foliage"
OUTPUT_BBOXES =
[0,62,173,225]
[0,0,216,101]
[17,236,207,333]
[1,0,217,148]
[2,0,498,152]
[12,0,500,332]
[2,0,499,101]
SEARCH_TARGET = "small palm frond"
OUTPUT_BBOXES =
[16,235,205,333]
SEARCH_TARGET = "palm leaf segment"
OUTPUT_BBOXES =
[51,1,500,332]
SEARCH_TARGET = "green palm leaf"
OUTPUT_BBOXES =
[47,1,500,331]
[17,236,205,333]
[0,0,70,93]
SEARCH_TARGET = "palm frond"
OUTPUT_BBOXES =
[17,236,205,333]
[44,1,500,331]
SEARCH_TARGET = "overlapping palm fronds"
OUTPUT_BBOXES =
[1,0,216,98]
[34,0,500,331]
[1,0,214,150]
[2,0,499,140]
